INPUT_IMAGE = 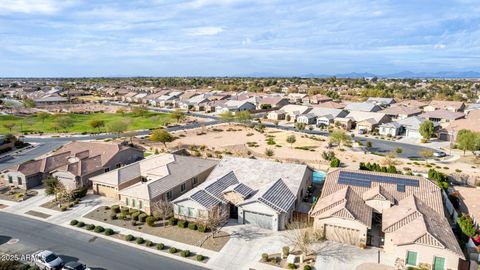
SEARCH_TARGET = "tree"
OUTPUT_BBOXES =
[219,111,234,123]
[107,119,129,137]
[55,116,74,131]
[170,109,186,123]
[235,111,252,124]
[89,119,105,132]
[43,177,66,201]
[419,120,434,141]
[418,149,434,164]
[286,135,296,148]
[3,123,15,132]
[201,205,229,239]
[329,130,352,147]
[36,112,49,123]
[149,129,173,147]
[132,106,148,117]
[152,199,173,228]
[284,221,316,256]
[456,129,480,156]
[295,122,306,131]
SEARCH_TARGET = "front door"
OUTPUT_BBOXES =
[229,203,238,219]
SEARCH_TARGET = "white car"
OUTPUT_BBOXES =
[33,250,63,270]
[433,151,447,157]
[62,261,91,270]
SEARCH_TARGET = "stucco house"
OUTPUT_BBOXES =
[215,100,256,113]
[310,169,464,270]
[172,157,313,231]
[345,102,382,112]
[297,108,348,126]
[380,106,422,120]
[420,110,465,125]
[89,154,218,214]
[379,122,402,137]
[424,101,465,112]
[4,141,144,190]
[346,111,391,132]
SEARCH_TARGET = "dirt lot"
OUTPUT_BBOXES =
[0,186,37,202]
[85,206,229,252]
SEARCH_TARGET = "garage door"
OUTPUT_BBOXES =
[324,224,360,245]
[96,184,117,199]
[243,211,273,230]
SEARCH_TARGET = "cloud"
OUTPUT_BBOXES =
[185,26,224,36]
[0,0,74,14]
[434,43,447,49]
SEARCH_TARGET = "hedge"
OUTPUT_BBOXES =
[197,224,207,233]
[178,220,188,228]
[139,213,148,223]
[131,212,140,221]
[86,224,95,230]
[168,217,178,226]
[125,234,135,241]
[156,243,164,250]
[111,205,120,213]
[304,265,312,270]
[77,221,85,227]
[94,226,104,233]
[188,223,197,230]
[104,228,114,236]
[196,255,204,261]
[146,216,155,226]
[145,240,153,247]
[136,237,145,245]
[70,220,78,226]
[169,247,177,253]
[180,250,190,257]
[72,187,88,199]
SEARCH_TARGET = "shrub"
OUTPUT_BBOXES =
[180,250,190,257]
[156,243,164,250]
[76,221,85,227]
[110,213,117,220]
[128,208,138,215]
[136,237,145,244]
[261,253,269,262]
[188,223,197,230]
[118,213,126,220]
[86,224,95,230]
[146,216,155,226]
[282,246,289,257]
[304,265,312,270]
[168,217,178,226]
[111,205,120,213]
[60,206,68,211]
[125,234,134,241]
[70,220,78,226]
[104,228,114,236]
[197,224,207,233]
[288,263,297,269]
[330,158,340,168]
[120,208,129,216]
[178,220,188,228]
[94,226,104,233]
[138,213,148,223]
[131,212,140,221]
[196,254,204,261]
[145,240,153,247]
[72,186,88,199]
[169,247,177,253]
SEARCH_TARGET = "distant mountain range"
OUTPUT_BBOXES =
[243,71,480,79]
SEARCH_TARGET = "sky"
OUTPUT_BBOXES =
[0,0,480,77]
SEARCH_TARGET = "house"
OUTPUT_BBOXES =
[346,111,391,132]
[366,97,395,106]
[345,102,382,112]
[424,101,465,112]
[258,97,289,110]
[172,157,313,231]
[379,122,402,137]
[297,108,348,126]
[380,106,422,120]
[34,94,68,105]
[396,116,439,139]
[315,101,346,109]
[267,110,286,121]
[287,93,307,104]
[392,100,428,109]
[303,94,333,104]
[441,110,480,141]
[334,118,353,130]
[4,142,144,190]
[215,100,256,113]
[420,110,465,125]
[279,104,311,122]
[309,169,464,270]
[90,154,218,214]
[181,94,210,111]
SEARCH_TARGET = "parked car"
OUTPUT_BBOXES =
[62,261,91,270]
[33,250,63,270]
[433,151,447,157]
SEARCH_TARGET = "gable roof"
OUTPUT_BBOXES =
[420,110,465,121]
[345,102,381,112]
[380,106,422,117]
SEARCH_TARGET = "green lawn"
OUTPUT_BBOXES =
[0,112,173,135]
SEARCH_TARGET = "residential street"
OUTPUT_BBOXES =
[0,212,207,270]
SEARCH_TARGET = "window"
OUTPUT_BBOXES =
[17,177,22,185]
[125,198,129,206]
[132,199,136,208]
[116,163,122,168]
[433,257,445,270]
[406,251,417,266]
[104,168,110,172]
[166,191,172,200]
[181,183,186,192]
[8,176,12,184]
[188,207,195,217]
[139,200,143,210]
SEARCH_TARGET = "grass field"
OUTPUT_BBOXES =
[0,112,173,135]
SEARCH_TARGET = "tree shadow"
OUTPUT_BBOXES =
[229,227,269,241]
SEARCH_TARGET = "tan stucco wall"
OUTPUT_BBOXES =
[313,217,368,245]
[383,234,461,270]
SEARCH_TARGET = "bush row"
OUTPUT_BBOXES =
[70,220,115,236]
[168,218,207,233]
[123,234,205,262]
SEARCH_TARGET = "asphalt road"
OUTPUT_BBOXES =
[0,212,207,270]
